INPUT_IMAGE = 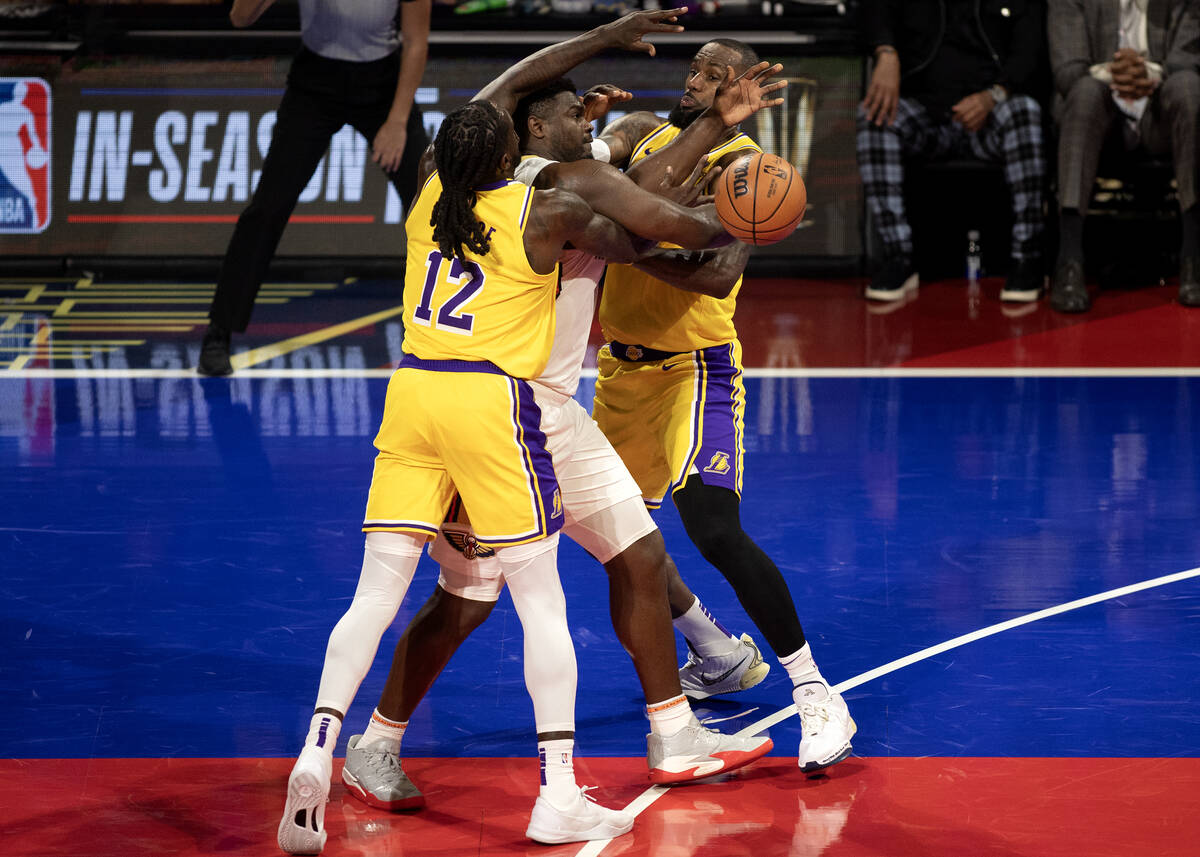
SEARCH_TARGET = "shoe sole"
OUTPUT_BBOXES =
[277,769,328,855]
[864,272,919,302]
[649,736,774,785]
[341,770,425,811]
[999,288,1040,302]
[525,815,635,844]
[682,659,771,700]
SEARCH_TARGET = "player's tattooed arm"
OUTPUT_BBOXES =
[598,111,666,168]
[631,242,750,299]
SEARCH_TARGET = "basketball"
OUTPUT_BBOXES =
[714,151,806,246]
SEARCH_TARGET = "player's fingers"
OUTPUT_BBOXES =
[762,80,788,95]
[756,62,785,81]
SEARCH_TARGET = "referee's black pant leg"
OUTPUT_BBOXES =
[210,84,343,332]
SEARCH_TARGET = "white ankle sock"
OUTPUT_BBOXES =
[305,712,342,754]
[361,709,406,753]
[673,597,739,658]
[645,694,694,736]
[538,738,577,809]
[779,644,830,701]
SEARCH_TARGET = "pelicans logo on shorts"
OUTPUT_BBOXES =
[703,452,731,475]
[444,529,496,560]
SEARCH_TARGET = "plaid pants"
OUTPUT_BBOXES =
[857,95,1046,262]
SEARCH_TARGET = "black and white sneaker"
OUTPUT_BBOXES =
[864,257,918,302]
[1000,258,1045,303]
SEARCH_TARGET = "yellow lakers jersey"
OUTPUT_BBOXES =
[600,123,762,353]
[402,172,558,379]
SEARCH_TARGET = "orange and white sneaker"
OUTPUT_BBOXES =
[647,720,773,784]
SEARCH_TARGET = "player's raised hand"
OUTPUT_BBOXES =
[655,162,717,207]
[583,84,633,123]
[599,7,688,57]
[711,61,787,128]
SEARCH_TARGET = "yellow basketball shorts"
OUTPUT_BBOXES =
[593,340,746,509]
[363,356,564,548]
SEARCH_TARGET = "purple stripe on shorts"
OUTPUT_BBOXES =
[398,354,504,374]
[511,377,563,539]
[693,343,741,495]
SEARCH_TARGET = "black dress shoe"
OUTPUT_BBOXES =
[197,323,233,376]
[1049,258,1091,313]
[1179,257,1200,307]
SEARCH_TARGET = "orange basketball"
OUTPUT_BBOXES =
[714,151,806,246]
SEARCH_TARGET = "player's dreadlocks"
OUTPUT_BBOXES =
[431,101,508,261]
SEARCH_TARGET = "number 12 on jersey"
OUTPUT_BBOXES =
[411,250,485,335]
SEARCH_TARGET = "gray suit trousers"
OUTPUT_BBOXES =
[1056,70,1200,213]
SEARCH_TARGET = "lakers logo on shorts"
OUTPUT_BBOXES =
[551,488,563,519]
[703,451,731,475]
[444,529,496,560]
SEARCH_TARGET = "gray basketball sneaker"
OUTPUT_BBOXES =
[679,633,771,700]
[277,745,332,855]
[341,735,425,811]
[647,720,773,784]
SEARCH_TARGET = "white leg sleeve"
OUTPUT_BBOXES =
[313,532,423,714]
[499,534,576,735]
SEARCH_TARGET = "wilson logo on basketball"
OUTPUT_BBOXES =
[714,151,807,246]
[732,158,751,199]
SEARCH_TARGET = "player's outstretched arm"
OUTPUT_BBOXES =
[524,188,645,272]
[631,242,750,299]
[544,159,730,251]
[473,9,688,115]
[625,61,786,192]
[229,0,277,27]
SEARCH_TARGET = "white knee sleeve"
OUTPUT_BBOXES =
[499,534,576,735]
[314,532,423,714]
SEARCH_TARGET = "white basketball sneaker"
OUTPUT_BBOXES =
[524,786,635,844]
[794,681,856,773]
[678,633,771,700]
[278,745,333,854]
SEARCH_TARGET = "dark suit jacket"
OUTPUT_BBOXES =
[860,0,1047,96]
[1048,0,1200,98]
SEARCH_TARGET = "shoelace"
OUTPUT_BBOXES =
[797,701,831,735]
[578,785,599,804]
[362,747,402,776]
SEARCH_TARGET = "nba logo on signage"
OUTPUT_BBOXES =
[0,78,51,233]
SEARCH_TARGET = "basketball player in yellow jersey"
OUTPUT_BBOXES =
[593,38,859,774]
[277,100,647,855]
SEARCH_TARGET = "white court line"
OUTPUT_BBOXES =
[573,565,1200,857]
[6,366,1200,379]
